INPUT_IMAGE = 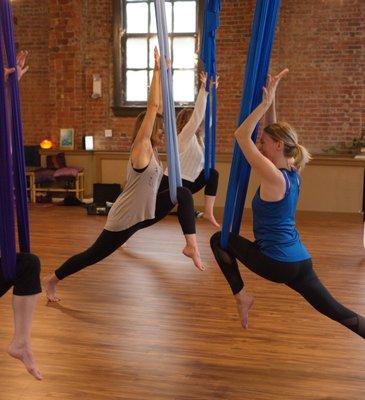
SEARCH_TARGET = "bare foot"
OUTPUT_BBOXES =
[203,213,220,228]
[7,341,42,380]
[182,246,205,271]
[43,274,60,302]
[235,291,254,329]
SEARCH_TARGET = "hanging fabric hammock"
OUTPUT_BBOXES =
[200,0,221,180]
[154,0,182,204]
[220,0,281,248]
[0,0,30,281]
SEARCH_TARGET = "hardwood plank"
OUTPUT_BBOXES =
[1,205,364,399]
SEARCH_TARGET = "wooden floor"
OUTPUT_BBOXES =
[1,205,364,399]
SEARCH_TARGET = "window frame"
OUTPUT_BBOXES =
[112,0,204,117]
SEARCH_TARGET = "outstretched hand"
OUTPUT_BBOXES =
[262,68,289,107]
[16,50,29,80]
[200,71,220,89]
[3,50,29,82]
[200,71,207,86]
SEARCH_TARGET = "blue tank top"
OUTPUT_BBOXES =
[252,168,311,262]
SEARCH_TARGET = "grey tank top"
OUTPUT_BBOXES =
[105,150,163,232]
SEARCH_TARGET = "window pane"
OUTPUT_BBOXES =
[174,2,196,33]
[150,2,172,34]
[173,70,195,103]
[126,70,147,102]
[173,37,195,69]
[149,36,172,68]
[126,38,148,69]
[126,3,148,34]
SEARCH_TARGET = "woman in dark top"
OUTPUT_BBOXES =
[2,53,42,380]
[210,69,365,338]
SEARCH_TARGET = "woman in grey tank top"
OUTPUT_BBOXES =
[44,48,205,302]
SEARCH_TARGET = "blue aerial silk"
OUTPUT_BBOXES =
[200,0,221,180]
[154,0,182,204]
[220,0,281,248]
[0,0,30,281]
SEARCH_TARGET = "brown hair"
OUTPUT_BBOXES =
[176,108,204,147]
[264,122,311,170]
[132,111,164,147]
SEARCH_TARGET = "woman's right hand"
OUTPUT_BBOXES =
[4,67,15,81]
[262,68,289,108]
[200,71,207,86]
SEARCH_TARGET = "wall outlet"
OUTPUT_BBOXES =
[104,129,112,138]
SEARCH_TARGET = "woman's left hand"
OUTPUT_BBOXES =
[262,68,289,107]
[212,74,220,89]
[16,50,29,80]
[4,50,29,82]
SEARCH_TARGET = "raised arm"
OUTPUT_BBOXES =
[234,69,289,185]
[264,76,277,127]
[178,72,209,152]
[131,47,161,168]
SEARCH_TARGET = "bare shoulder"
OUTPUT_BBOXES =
[259,169,287,201]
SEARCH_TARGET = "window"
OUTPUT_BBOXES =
[113,0,202,116]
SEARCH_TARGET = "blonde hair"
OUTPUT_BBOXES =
[264,122,311,170]
[176,108,204,147]
[132,111,164,147]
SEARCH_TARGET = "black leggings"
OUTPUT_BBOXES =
[55,186,195,280]
[210,232,365,338]
[159,168,219,197]
[0,253,41,297]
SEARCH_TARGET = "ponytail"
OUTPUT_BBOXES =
[294,143,311,171]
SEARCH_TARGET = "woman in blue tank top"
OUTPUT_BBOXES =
[210,70,364,339]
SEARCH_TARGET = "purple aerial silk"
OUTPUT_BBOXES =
[0,0,30,281]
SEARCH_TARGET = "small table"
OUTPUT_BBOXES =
[25,170,84,203]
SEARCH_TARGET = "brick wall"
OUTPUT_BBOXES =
[275,0,364,152]
[13,0,364,154]
[12,0,50,146]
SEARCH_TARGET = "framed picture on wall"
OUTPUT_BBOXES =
[59,128,75,150]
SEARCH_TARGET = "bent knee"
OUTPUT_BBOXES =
[209,168,219,179]
[16,253,41,278]
[210,231,222,249]
[176,186,192,202]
